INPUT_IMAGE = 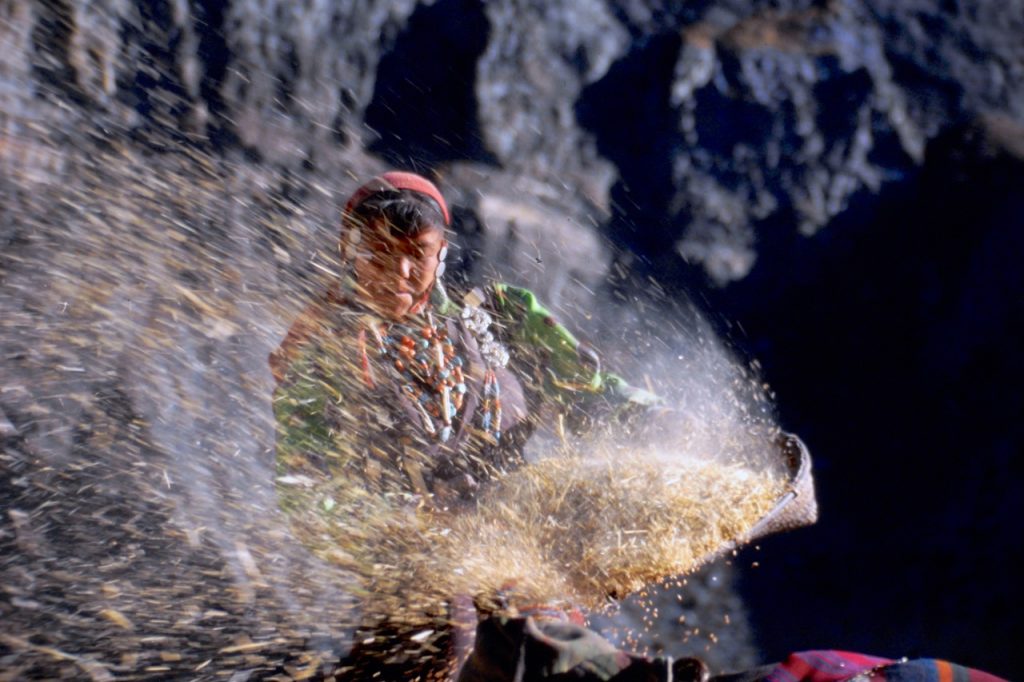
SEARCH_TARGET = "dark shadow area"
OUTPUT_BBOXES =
[576,32,684,262]
[717,117,1024,678]
[190,0,235,148]
[364,0,497,171]
[30,0,85,106]
[606,1,710,41]
[119,1,205,139]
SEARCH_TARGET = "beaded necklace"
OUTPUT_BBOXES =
[366,311,502,443]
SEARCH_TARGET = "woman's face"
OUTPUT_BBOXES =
[353,219,446,319]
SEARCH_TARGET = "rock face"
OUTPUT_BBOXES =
[476,1,626,195]
[9,0,1021,266]
[2,0,1023,677]
[669,4,921,280]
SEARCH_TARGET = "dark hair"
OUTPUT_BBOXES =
[346,189,447,238]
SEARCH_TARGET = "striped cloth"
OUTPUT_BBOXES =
[757,650,1008,682]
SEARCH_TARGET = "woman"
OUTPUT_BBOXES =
[270,171,656,679]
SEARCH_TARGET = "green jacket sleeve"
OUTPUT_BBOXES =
[274,352,332,469]
[272,342,365,516]
[487,283,661,413]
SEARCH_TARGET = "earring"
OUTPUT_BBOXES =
[435,245,448,279]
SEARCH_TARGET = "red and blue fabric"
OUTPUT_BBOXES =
[764,650,1007,682]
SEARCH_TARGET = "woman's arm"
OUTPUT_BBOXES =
[485,283,661,429]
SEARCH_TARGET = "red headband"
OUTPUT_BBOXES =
[344,171,451,226]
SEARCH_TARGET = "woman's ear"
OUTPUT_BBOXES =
[341,227,362,261]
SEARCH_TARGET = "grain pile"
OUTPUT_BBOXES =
[303,448,787,626]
